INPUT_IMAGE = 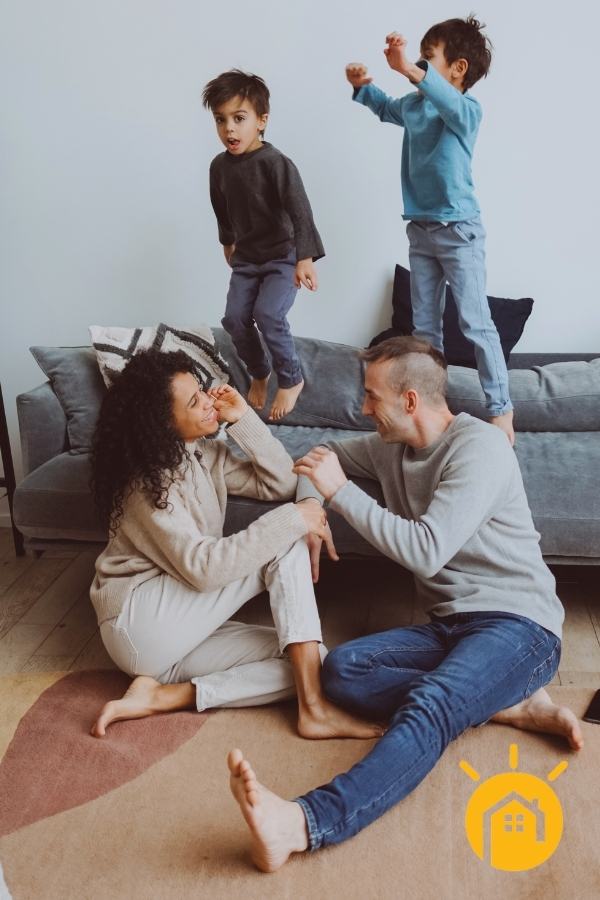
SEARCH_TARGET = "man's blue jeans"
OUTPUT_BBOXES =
[295,612,560,849]
[407,217,513,416]
[222,251,303,388]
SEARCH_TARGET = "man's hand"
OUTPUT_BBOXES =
[223,244,235,266]
[383,32,424,82]
[306,525,339,583]
[208,383,248,424]
[295,258,318,291]
[293,447,347,501]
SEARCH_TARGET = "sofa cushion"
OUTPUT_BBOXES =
[14,424,600,560]
[447,360,600,431]
[516,432,600,557]
[13,452,106,541]
[29,347,106,454]
[213,328,374,431]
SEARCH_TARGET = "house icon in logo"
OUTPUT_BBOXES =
[483,791,545,867]
[461,744,567,871]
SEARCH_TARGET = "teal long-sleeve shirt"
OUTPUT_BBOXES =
[353,62,482,222]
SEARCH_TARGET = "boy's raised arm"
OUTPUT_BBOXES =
[384,32,480,140]
[347,60,407,126]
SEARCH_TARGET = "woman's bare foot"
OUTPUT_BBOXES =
[247,375,270,410]
[90,676,195,737]
[491,687,584,750]
[489,410,515,446]
[268,380,304,421]
[298,697,384,740]
[228,748,308,872]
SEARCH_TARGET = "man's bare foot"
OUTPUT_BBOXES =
[298,698,384,740]
[268,380,304,421]
[228,748,308,872]
[90,676,195,737]
[491,687,584,750]
[489,410,515,446]
[247,375,270,410]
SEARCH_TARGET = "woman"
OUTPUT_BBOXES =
[89,349,380,740]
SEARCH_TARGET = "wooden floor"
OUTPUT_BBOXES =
[0,528,598,686]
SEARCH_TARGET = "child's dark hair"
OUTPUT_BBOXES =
[421,15,492,90]
[202,69,270,121]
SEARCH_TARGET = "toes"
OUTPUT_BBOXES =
[228,748,243,774]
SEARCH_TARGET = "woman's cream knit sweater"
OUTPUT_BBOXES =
[90,408,307,624]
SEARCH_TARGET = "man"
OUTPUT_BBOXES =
[226,336,583,872]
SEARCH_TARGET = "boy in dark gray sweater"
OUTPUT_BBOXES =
[203,70,324,420]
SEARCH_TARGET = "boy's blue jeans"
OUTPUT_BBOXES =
[407,217,513,416]
[295,612,560,849]
[222,251,303,389]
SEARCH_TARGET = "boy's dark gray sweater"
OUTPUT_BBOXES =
[298,413,564,638]
[209,142,324,265]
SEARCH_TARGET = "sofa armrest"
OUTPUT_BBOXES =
[17,383,67,475]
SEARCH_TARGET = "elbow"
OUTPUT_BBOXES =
[415,560,443,580]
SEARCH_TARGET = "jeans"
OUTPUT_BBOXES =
[222,251,302,388]
[407,217,513,416]
[295,612,560,849]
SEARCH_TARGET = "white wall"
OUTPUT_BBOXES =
[1,0,599,497]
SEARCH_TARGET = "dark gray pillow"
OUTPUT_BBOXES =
[30,346,106,454]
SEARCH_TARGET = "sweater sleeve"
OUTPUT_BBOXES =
[353,83,407,126]
[270,155,325,262]
[220,407,297,500]
[416,62,482,141]
[328,435,510,578]
[295,432,382,504]
[123,492,307,594]
[209,161,235,246]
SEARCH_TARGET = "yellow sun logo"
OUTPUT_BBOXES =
[460,743,567,871]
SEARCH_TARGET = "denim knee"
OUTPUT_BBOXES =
[221,313,250,336]
[322,644,362,701]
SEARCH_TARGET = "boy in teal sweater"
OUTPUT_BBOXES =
[347,17,514,444]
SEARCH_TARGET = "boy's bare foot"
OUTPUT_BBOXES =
[228,748,308,872]
[298,698,384,740]
[491,687,584,750]
[489,410,515,446]
[247,375,270,410]
[90,676,195,737]
[268,380,304,421]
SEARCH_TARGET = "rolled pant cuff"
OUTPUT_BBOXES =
[247,365,272,381]
[276,372,304,389]
[488,400,514,416]
[294,797,321,851]
[192,677,212,713]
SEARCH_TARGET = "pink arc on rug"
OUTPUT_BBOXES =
[0,670,208,837]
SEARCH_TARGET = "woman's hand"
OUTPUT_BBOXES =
[208,384,248,424]
[295,498,330,539]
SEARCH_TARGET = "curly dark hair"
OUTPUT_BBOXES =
[421,14,492,90]
[91,349,206,535]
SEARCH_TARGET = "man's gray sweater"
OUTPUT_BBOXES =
[298,413,564,638]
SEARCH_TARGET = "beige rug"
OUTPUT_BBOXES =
[0,673,599,899]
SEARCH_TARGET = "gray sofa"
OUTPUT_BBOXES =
[13,328,600,563]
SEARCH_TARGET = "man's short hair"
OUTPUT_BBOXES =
[360,336,448,406]
[421,15,492,90]
[202,69,270,119]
